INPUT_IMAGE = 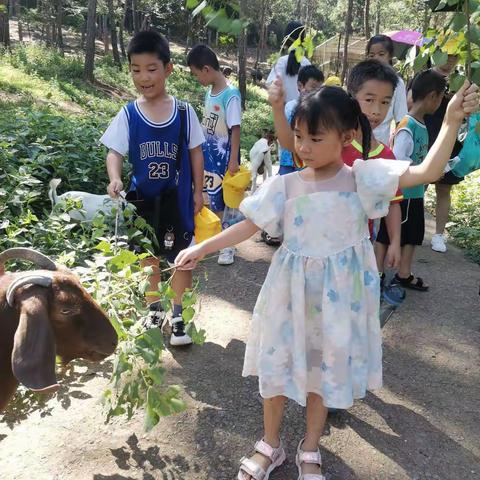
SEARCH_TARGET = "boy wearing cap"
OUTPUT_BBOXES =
[187,44,242,266]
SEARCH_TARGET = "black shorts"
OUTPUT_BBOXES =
[436,170,464,185]
[376,198,425,247]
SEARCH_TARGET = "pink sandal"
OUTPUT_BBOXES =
[237,438,286,480]
[295,438,326,480]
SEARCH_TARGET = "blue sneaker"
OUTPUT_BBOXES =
[382,282,406,307]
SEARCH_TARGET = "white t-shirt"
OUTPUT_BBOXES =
[266,54,311,103]
[373,76,408,146]
[224,95,242,129]
[100,97,205,156]
[392,129,414,162]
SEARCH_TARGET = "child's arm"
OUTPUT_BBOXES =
[228,125,241,175]
[269,77,295,151]
[175,219,259,270]
[106,149,124,198]
[399,81,479,189]
[189,145,205,214]
[384,203,401,268]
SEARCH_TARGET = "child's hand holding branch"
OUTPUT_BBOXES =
[445,80,479,124]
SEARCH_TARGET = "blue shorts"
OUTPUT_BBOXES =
[204,160,228,212]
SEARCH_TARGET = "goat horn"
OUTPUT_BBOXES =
[7,274,53,307]
[0,248,57,271]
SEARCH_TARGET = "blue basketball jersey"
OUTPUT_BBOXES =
[125,99,194,232]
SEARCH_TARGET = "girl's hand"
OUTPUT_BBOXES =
[445,81,479,124]
[107,179,124,198]
[175,244,206,270]
[268,76,285,109]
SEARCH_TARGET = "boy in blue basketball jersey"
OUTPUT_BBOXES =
[101,31,205,346]
[187,44,242,266]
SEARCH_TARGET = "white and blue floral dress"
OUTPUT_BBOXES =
[239,159,410,408]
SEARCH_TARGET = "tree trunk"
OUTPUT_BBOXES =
[119,0,127,58]
[374,0,380,35]
[56,0,64,53]
[132,0,139,33]
[255,1,267,68]
[341,0,354,85]
[102,14,110,53]
[364,0,371,39]
[107,0,121,67]
[141,13,149,31]
[0,0,10,47]
[238,1,247,110]
[14,0,23,42]
[84,0,97,82]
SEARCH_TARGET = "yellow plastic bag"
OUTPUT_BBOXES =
[223,165,252,208]
[194,207,222,243]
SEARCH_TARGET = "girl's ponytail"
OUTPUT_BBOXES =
[349,95,372,160]
[358,113,372,161]
[286,50,301,76]
[283,21,305,77]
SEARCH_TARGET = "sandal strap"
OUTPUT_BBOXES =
[254,438,283,463]
[298,449,322,465]
[239,457,266,480]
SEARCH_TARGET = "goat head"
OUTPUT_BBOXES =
[0,248,118,411]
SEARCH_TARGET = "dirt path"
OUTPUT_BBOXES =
[1,218,479,480]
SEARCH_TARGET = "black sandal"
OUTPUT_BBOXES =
[394,274,429,291]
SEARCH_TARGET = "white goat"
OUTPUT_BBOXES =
[48,179,125,222]
[250,137,274,193]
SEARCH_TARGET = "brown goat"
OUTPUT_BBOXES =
[0,248,118,411]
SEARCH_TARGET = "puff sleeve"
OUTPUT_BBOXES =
[239,175,286,237]
[353,158,410,219]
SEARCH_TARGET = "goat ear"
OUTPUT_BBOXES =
[11,288,59,393]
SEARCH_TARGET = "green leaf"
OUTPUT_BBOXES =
[451,12,467,30]
[147,367,165,385]
[294,46,305,64]
[108,249,138,270]
[449,73,466,92]
[145,388,160,431]
[142,327,164,349]
[182,306,195,323]
[135,345,158,364]
[186,0,199,8]
[168,397,186,413]
[432,49,448,67]
[95,240,112,253]
[472,67,480,86]
[414,51,430,71]
[188,324,206,345]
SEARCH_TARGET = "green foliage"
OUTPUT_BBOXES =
[442,172,480,262]
[408,0,480,89]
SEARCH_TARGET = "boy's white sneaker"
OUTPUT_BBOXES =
[431,234,447,253]
[217,247,235,265]
[169,317,193,346]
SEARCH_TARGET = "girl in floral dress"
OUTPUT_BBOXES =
[175,82,478,480]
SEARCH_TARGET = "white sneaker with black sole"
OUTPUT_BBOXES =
[217,247,235,265]
[169,316,193,346]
